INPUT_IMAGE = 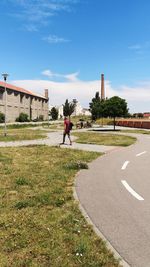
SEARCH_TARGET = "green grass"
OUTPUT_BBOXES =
[121,129,150,134]
[43,123,64,130]
[0,146,121,267]
[0,123,49,129]
[0,129,47,142]
[73,132,136,146]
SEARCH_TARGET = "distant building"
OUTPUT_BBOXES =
[72,99,83,116]
[50,99,91,119]
[143,112,150,119]
[0,81,49,122]
[58,105,64,119]
[82,108,91,116]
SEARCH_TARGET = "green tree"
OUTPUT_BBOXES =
[63,99,75,118]
[50,107,58,120]
[104,96,128,130]
[89,92,105,120]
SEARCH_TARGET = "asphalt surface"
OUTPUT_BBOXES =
[75,133,150,267]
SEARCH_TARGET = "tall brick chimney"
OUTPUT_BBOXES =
[101,74,105,100]
[44,89,48,99]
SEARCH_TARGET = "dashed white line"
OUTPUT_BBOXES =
[121,161,130,170]
[136,151,147,157]
[121,180,144,201]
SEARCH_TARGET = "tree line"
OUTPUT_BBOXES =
[89,92,128,130]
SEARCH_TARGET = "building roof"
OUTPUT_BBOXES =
[0,81,47,99]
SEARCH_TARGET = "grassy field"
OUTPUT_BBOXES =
[73,132,136,146]
[121,129,150,134]
[0,123,49,129]
[0,146,121,267]
[0,129,47,142]
[43,123,64,130]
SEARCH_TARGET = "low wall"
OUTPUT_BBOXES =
[116,120,150,129]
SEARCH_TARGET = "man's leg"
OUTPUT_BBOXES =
[67,132,72,145]
[63,132,66,144]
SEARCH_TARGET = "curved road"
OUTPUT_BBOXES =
[75,133,150,267]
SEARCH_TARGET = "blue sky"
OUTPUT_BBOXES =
[1,0,150,112]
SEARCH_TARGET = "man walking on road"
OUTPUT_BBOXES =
[61,117,72,145]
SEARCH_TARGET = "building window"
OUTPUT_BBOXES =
[14,92,19,96]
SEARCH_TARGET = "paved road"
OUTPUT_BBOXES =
[75,133,150,267]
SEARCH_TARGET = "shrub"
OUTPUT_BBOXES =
[0,112,5,123]
[16,113,29,122]
[65,161,88,170]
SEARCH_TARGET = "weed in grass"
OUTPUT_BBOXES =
[52,186,64,194]
[75,240,88,255]
[3,166,12,175]
[36,192,51,206]
[15,177,30,186]
[14,192,66,209]
[65,161,88,170]
[55,197,65,207]
[14,199,35,209]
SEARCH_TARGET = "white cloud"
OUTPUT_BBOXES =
[43,34,69,43]
[10,78,150,113]
[4,0,79,29]
[41,69,79,82]
[64,72,79,82]
[42,69,54,78]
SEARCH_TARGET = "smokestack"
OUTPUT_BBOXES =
[101,74,105,100]
[44,89,48,99]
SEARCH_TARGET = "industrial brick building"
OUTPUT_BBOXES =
[0,81,49,122]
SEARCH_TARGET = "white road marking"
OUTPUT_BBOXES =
[136,151,147,157]
[121,180,144,201]
[121,161,130,170]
